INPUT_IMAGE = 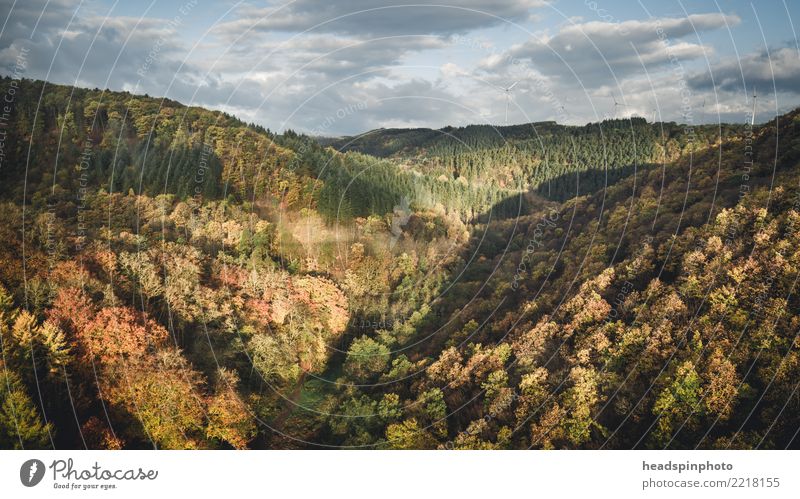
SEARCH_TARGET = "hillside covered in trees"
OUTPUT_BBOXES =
[1,78,800,449]
[330,119,744,202]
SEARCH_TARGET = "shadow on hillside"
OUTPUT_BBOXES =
[280,112,800,449]
[535,163,657,202]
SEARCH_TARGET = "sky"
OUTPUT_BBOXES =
[1,0,798,135]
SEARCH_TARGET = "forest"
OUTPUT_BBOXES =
[1,77,800,449]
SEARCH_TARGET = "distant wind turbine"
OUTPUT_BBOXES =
[751,87,757,126]
[557,96,570,122]
[700,98,706,124]
[610,92,627,118]
[501,81,519,125]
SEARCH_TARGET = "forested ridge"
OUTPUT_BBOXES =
[1,78,800,449]
[331,119,745,202]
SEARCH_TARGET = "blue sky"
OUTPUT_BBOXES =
[1,0,799,134]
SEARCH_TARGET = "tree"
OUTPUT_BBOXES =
[119,251,163,307]
[345,336,390,381]
[78,306,169,365]
[105,350,206,449]
[206,369,256,449]
[80,416,124,450]
[417,388,448,438]
[651,361,703,447]
[377,393,402,423]
[46,287,93,336]
[0,362,52,449]
[249,332,302,385]
[702,349,739,421]
[561,366,603,446]
[385,419,436,449]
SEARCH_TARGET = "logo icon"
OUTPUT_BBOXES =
[20,459,45,487]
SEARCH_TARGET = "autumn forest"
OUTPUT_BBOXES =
[1,77,800,450]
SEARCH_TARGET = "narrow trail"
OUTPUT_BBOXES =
[272,372,307,429]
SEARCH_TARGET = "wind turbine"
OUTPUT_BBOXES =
[751,87,757,126]
[557,96,571,123]
[501,81,519,125]
[610,92,626,118]
[700,98,706,124]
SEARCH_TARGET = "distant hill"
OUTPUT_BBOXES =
[329,118,746,201]
[0,77,299,204]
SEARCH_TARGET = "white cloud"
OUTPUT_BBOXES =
[213,0,545,38]
[480,14,739,87]
[689,46,800,94]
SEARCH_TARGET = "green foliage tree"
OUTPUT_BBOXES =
[345,336,390,382]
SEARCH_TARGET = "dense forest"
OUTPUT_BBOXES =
[330,119,745,202]
[1,77,800,449]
